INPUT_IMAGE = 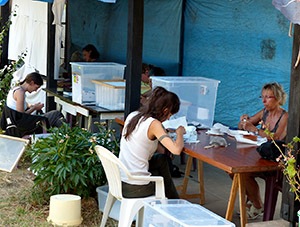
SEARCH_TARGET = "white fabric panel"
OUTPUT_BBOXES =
[52,0,66,79]
[27,21,47,75]
[8,0,47,76]
[52,0,65,25]
[54,25,63,79]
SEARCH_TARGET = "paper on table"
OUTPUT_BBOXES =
[162,116,188,130]
[163,117,199,143]
[211,123,230,134]
[211,123,267,146]
[234,134,267,146]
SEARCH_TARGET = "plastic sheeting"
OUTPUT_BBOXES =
[69,0,291,127]
[273,0,300,24]
[183,0,291,127]
[69,0,182,75]
[0,0,8,6]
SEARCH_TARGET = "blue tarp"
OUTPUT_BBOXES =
[69,0,292,127]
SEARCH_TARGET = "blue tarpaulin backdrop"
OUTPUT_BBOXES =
[69,0,292,127]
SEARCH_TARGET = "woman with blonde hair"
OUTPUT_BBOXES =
[238,82,288,219]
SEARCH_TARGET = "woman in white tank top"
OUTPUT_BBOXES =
[119,86,186,199]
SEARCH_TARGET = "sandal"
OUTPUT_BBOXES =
[247,205,264,220]
[236,201,252,215]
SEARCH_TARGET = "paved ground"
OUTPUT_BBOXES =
[171,155,285,227]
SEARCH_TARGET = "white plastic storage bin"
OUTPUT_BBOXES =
[71,62,126,104]
[96,185,121,221]
[143,199,235,227]
[151,76,220,128]
[92,80,126,110]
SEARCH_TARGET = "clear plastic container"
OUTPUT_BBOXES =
[151,76,220,128]
[71,62,125,104]
[143,199,235,227]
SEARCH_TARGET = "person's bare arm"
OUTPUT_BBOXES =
[13,89,26,112]
[148,120,185,155]
[13,89,44,114]
[238,110,263,133]
[26,102,44,114]
[272,112,288,140]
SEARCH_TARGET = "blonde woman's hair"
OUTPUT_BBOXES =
[262,82,287,106]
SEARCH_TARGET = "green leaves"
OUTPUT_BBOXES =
[26,122,119,199]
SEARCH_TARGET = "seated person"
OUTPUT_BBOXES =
[119,86,186,199]
[141,63,151,92]
[6,72,65,128]
[82,44,100,62]
[70,50,83,62]
[237,82,288,219]
[140,63,166,105]
[149,64,166,77]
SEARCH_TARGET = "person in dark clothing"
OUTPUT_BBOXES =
[6,72,65,129]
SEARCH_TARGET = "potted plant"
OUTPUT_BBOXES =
[26,121,120,200]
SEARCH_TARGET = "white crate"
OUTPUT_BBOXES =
[143,199,235,227]
[96,185,136,221]
[151,76,220,128]
[71,62,125,104]
[96,185,121,221]
[92,80,125,110]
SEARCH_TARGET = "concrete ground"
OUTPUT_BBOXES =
[171,155,288,227]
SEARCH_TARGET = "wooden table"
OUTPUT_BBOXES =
[44,88,124,130]
[180,131,280,227]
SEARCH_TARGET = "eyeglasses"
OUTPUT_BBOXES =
[259,95,275,99]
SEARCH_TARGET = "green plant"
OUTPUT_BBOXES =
[267,130,300,201]
[26,121,119,200]
[0,52,26,112]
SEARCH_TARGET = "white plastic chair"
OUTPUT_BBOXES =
[94,145,166,227]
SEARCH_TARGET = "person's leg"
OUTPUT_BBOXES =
[44,110,66,127]
[244,173,264,219]
[245,174,263,209]
[148,153,179,199]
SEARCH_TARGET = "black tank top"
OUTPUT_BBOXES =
[261,108,286,133]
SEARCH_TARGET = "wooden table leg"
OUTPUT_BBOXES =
[226,173,247,227]
[238,173,247,227]
[225,174,238,221]
[197,160,205,205]
[178,155,205,205]
[178,155,193,197]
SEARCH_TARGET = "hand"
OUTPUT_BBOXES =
[175,126,186,136]
[240,114,249,122]
[34,102,44,111]
[240,119,256,132]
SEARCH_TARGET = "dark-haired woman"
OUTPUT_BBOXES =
[82,44,100,62]
[119,86,186,199]
[6,72,65,127]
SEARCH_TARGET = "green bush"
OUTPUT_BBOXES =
[26,122,119,199]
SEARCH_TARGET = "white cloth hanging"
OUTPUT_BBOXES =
[52,0,66,79]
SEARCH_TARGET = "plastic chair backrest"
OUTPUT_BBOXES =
[95,145,131,201]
